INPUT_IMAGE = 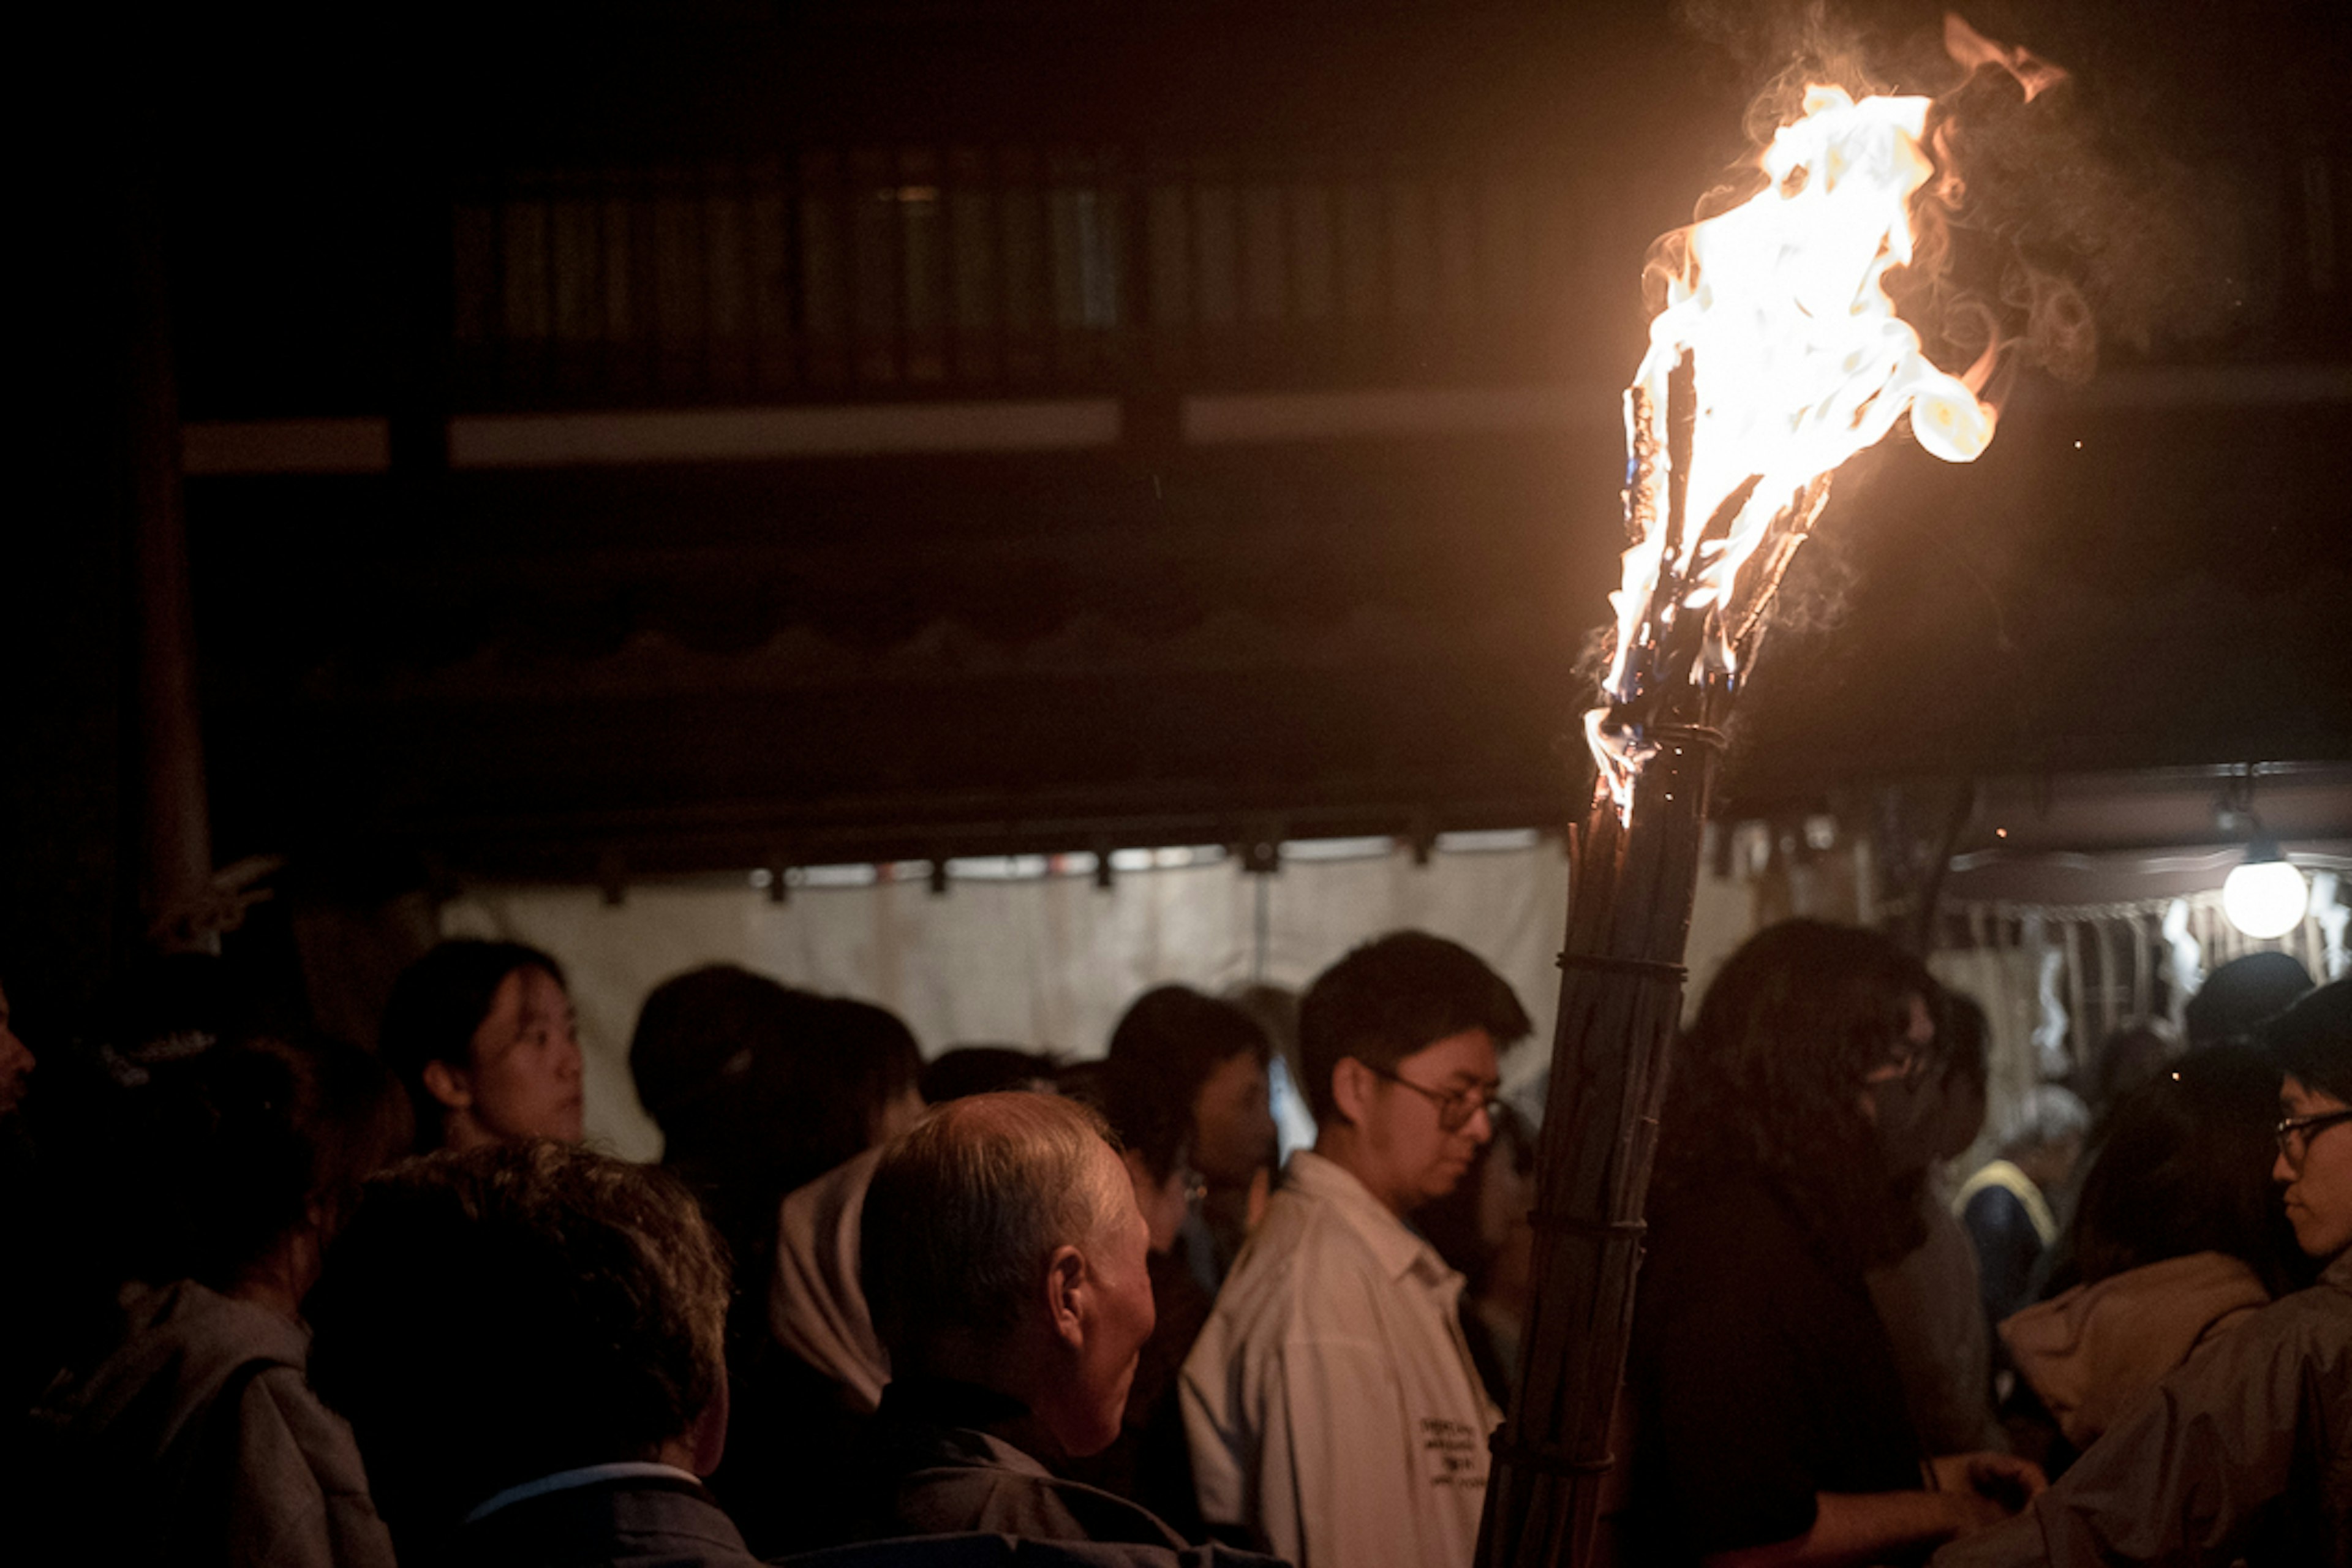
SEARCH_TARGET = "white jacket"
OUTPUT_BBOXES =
[1181,1151,1499,1568]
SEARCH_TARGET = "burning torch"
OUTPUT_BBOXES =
[1477,23,2060,1568]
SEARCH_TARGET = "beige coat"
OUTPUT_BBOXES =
[2002,1250,2269,1449]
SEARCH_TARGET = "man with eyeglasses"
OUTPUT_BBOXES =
[1180,930,1531,1568]
[1935,976,2351,1568]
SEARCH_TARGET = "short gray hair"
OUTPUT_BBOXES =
[1999,1084,2091,1158]
[861,1091,1125,1355]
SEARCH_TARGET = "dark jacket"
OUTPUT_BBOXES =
[453,1471,763,1568]
[861,1378,1196,1550]
[784,1531,1289,1568]
[1933,1246,2352,1567]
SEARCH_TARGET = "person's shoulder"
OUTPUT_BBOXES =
[1645,1172,1807,1268]
[1209,1188,1388,1329]
[2242,1266,2352,1354]
[896,1463,1186,1550]
[238,1362,368,1463]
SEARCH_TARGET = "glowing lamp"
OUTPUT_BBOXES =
[2222,842,2308,940]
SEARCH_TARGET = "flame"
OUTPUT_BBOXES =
[1587,81,2000,816]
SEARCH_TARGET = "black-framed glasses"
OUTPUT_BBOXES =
[2276,1109,2352,1164]
[1363,1063,1502,1132]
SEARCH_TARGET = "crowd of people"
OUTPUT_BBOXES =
[0,919,2343,1568]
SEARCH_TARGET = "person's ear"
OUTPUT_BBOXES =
[687,1371,729,1477]
[420,1058,473,1113]
[1042,1243,1089,1351]
[1331,1057,1375,1128]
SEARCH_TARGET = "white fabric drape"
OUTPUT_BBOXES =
[442,842,1616,1161]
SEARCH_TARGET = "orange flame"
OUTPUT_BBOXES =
[1586,79,2002,816]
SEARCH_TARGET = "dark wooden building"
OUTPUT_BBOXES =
[11,0,2351,1029]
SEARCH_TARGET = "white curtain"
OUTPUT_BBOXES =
[443,840,1623,1161]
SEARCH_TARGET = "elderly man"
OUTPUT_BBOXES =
[858,1090,1239,1551]
[305,1142,754,1568]
[1180,930,1532,1568]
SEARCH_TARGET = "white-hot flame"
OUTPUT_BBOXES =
[1589,82,2000,814]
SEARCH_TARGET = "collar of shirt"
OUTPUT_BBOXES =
[462,1461,704,1525]
[1286,1149,1461,1290]
[2323,1246,2352,1294]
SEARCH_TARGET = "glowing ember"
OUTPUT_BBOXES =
[1586,64,2023,818]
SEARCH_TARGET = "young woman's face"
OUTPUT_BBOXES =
[442,967,584,1150]
[2275,1074,2352,1261]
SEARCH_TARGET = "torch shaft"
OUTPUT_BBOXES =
[1474,728,1720,1568]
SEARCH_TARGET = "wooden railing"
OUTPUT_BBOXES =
[448,145,1651,410]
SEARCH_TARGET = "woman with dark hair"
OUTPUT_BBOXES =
[1934,978,2351,1567]
[1107,984,1277,1291]
[379,940,580,1152]
[24,1033,413,1568]
[629,975,925,1556]
[2002,1043,2301,1469]
[1623,920,2040,1568]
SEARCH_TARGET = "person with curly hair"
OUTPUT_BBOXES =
[305,1141,750,1567]
[1621,921,2041,1567]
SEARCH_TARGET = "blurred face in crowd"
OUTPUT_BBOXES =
[2276,1074,2352,1261]
[1191,1050,1277,1188]
[1123,1145,1202,1255]
[1040,1139,1158,1457]
[426,965,584,1150]
[1860,993,1943,1174]
[1338,1028,1501,1216]
[0,981,33,1118]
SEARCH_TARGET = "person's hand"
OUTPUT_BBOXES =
[1929,1450,2048,1532]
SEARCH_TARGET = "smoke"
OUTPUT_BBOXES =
[1667,1,2294,381]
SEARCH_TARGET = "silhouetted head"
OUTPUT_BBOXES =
[1659,920,1939,1267]
[2186,951,2313,1047]
[2072,1042,2296,1297]
[1104,984,1275,1194]
[920,1046,1058,1104]
[309,1142,731,1553]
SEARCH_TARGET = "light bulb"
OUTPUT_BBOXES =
[2223,851,2307,940]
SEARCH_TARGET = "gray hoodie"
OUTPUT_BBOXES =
[27,1278,396,1568]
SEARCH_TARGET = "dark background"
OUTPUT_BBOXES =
[10,0,2350,1031]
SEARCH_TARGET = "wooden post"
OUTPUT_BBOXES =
[126,174,215,952]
